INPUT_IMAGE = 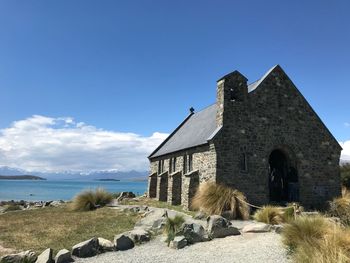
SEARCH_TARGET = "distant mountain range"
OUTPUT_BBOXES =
[0,166,148,181]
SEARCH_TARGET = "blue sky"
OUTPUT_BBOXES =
[0,1,349,172]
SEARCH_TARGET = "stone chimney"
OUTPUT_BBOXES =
[216,70,248,127]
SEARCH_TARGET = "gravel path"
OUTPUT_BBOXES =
[75,232,290,263]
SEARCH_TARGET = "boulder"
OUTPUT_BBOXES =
[49,200,64,207]
[242,222,272,233]
[72,237,99,258]
[35,248,53,263]
[180,223,208,243]
[114,234,134,251]
[97,237,115,252]
[1,250,37,263]
[116,192,136,202]
[54,249,72,263]
[170,236,187,249]
[207,215,240,239]
[128,229,150,243]
[271,224,284,234]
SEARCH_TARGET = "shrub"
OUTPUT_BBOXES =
[253,206,286,225]
[4,204,22,212]
[164,215,185,246]
[282,215,332,252]
[191,182,250,220]
[328,193,350,226]
[70,188,113,211]
[341,164,350,189]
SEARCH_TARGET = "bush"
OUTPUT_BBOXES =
[253,206,286,225]
[4,204,22,212]
[328,194,350,226]
[70,188,113,211]
[164,215,185,246]
[282,215,332,252]
[191,182,250,220]
[341,164,350,189]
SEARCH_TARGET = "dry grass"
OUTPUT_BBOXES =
[282,215,332,251]
[253,206,286,225]
[69,188,113,211]
[191,182,250,220]
[328,188,350,226]
[0,205,138,256]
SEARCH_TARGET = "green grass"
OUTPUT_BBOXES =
[164,215,185,246]
[191,182,250,220]
[0,205,139,256]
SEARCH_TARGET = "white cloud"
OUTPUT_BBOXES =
[340,140,350,162]
[0,115,168,173]
[345,122,350,127]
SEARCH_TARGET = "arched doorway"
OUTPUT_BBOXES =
[269,149,299,203]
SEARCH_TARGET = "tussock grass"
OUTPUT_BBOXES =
[282,215,332,252]
[0,205,138,256]
[191,182,250,220]
[164,215,185,246]
[70,188,113,211]
[328,189,350,226]
[253,206,286,225]
[3,204,22,212]
[341,164,350,189]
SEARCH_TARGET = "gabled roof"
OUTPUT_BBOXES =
[149,104,219,158]
[148,65,279,159]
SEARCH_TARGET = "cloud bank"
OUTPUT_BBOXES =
[340,140,350,162]
[0,115,168,173]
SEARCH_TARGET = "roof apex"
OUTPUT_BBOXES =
[217,70,248,83]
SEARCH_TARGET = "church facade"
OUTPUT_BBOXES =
[148,65,342,209]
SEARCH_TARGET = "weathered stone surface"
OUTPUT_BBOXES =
[54,249,72,263]
[170,236,187,249]
[193,211,207,220]
[180,223,208,243]
[1,250,37,263]
[114,234,134,251]
[71,238,99,258]
[97,238,114,252]
[35,248,53,263]
[242,223,272,233]
[271,224,284,234]
[49,200,64,207]
[128,229,150,243]
[116,192,136,202]
[207,215,240,239]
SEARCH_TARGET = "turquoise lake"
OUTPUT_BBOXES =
[0,180,148,201]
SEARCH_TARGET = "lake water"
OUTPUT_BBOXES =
[0,180,148,201]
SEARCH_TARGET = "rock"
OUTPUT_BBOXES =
[97,237,115,252]
[152,218,166,230]
[180,223,208,243]
[193,211,207,220]
[72,237,99,258]
[207,215,240,239]
[271,224,284,233]
[116,192,136,202]
[54,249,72,263]
[114,234,134,251]
[170,236,187,249]
[35,248,53,263]
[128,229,150,243]
[49,200,64,207]
[1,250,37,263]
[242,222,272,233]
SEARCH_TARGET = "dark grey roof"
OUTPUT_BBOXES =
[149,104,219,158]
[149,65,278,159]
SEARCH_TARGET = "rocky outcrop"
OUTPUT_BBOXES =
[128,229,150,243]
[207,215,240,239]
[71,238,99,258]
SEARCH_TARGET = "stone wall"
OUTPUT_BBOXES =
[214,66,341,208]
[147,172,157,198]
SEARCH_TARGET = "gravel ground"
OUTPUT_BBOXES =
[74,232,291,263]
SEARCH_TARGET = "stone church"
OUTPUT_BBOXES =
[147,65,342,209]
